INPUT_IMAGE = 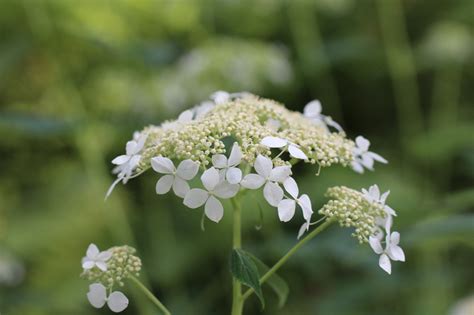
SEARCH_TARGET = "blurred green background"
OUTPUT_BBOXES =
[1,0,473,314]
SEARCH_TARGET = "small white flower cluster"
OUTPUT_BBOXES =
[81,244,142,313]
[318,185,405,274]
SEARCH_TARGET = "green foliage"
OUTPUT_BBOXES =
[230,249,264,308]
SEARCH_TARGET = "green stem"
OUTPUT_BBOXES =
[241,219,333,301]
[130,276,171,315]
[231,197,244,315]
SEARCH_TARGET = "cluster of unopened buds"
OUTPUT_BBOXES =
[88,91,405,312]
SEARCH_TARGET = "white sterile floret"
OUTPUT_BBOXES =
[87,283,129,313]
[351,136,387,174]
[210,90,231,104]
[82,244,112,272]
[278,177,313,223]
[151,157,199,198]
[303,100,344,133]
[106,133,148,199]
[212,142,243,184]
[261,136,308,160]
[183,167,239,223]
[369,225,405,274]
[241,155,292,207]
[362,184,396,216]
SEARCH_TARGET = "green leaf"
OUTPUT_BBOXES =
[248,253,289,308]
[230,249,265,308]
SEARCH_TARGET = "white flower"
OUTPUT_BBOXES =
[261,136,308,160]
[303,100,344,132]
[212,142,243,184]
[210,90,230,104]
[82,244,112,272]
[183,167,239,223]
[194,101,215,119]
[277,177,313,223]
[151,157,199,198]
[241,155,291,207]
[106,133,148,199]
[351,136,388,174]
[87,283,129,313]
[362,184,397,216]
[369,230,405,275]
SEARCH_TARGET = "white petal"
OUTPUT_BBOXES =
[380,190,390,204]
[183,189,209,208]
[367,151,388,164]
[96,261,108,272]
[201,167,220,191]
[254,155,273,178]
[178,109,194,122]
[384,205,397,217]
[303,100,322,118]
[263,182,284,207]
[97,251,112,262]
[226,167,242,184]
[351,161,365,174]
[87,283,107,308]
[269,166,292,183]
[212,154,228,168]
[283,177,299,199]
[205,196,224,223]
[261,136,287,148]
[105,177,122,200]
[155,175,174,195]
[228,143,242,166]
[82,260,95,270]
[324,116,344,132]
[240,174,265,189]
[298,194,313,221]
[107,291,129,313]
[369,236,384,254]
[265,118,281,131]
[125,140,138,156]
[379,254,392,274]
[176,159,199,180]
[361,154,375,170]
[388,245,405,262]
[134,133,147,152]
[369,185,380,201]
[151,157,175,174]
[111,155,130,165]
[210,90,230,104]
[86,244,99,259]
[172,177,190,198]
[213,182,239,199]
[288,145,308,160]
[277,199,296,222]
[297,222,309,240]
[355,136,370,151]
[390,231,400,245]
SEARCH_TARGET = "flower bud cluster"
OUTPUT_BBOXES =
[319,186,386,243]
[137,94,354,172]
[82,245,142,289]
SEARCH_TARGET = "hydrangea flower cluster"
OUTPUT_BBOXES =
[318,184,405,273]
[105,91,401,275]
[81,244,142,312]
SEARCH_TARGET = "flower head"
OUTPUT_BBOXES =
[82,245,142,289]
[183,167,239,222]
[151,157,199,198]
[212,142,243,184]
[241,155,291,207]
[82,244,112,272]
[351,136,387,173]
[87,283,129,313]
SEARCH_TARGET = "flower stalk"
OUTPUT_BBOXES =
[130,276,171,315]
[241,219,334,301]
[231,197,244,315]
